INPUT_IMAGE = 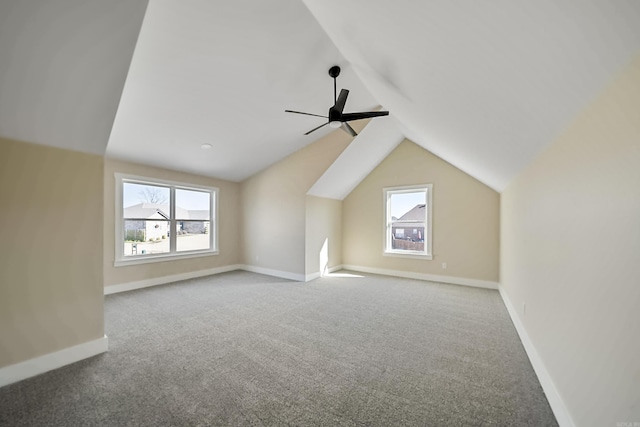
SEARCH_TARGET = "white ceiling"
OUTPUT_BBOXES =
[1,1,639,192]
[303,0,640,191]
[308,117,404,200]
[106,0,378,182]
[0,0,148,154]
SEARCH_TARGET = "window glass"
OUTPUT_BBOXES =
[175,188,211,252]
[384,185,432,258]
[116,175,217,265]
[122,183,169,215]
[123,220,170,256]
[175,189,210,220]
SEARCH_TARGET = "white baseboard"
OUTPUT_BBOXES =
[104,264,242,295]
[0,335,108,388]
[341,264,499,290]
[498,286,575,427]
[105,264,307,295]
[304,264,344,282]
[327,264,344,274]
[104,263,497,291]
[239,264,306,282]
[7,268,569,427]
[305,272,321,282]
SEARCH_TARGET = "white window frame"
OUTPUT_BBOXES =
[114,173,218,267]
[383,184,433,260]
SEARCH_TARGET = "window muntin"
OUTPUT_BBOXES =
[116,174,217,265]
[384,184,433,259]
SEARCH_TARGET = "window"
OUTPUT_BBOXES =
[115,174,217,266]
[384,184,432,259]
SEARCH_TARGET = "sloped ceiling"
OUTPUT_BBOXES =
[0,0,148,154]
[106,0,378,182]
[308,117,404,200]
[303,0,640,191]
[1,1,639,192]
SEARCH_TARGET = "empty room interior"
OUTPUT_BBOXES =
[1,1,639,426]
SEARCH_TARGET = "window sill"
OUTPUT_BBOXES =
[383,251,433,261]
[114,250,218,267]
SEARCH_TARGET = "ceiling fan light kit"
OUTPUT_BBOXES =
[285,65,389,136]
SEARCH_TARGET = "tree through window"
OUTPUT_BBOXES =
[115,174,217,265]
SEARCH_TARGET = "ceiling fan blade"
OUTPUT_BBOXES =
[341,122,357,137]
[304,122,329,135]
[340,111,389,122]
[333,89,349,113]
[285,110,328,119]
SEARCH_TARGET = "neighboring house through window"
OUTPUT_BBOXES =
[384,184,433,259]
[115,174,217,266]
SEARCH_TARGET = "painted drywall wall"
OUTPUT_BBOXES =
[104,158,241,287]
[0,138,104,368]
[241,127,362,276]
[500,57,640,426]
[305,195,343,277]
[343,139,500,282]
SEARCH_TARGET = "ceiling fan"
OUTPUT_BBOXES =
[285,65,389,136]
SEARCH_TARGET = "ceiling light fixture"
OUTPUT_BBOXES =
[201,143,212,150]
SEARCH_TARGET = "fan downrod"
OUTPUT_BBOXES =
[284,64,389,137]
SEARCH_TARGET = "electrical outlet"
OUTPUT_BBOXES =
[442,262,447,269]
[256,255,259,261]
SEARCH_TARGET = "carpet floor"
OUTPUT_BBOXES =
[0,270,557,426]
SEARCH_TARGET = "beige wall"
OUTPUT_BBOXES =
[500,57,640,426]
[241,129,358,276]
[343,139,500,282]
[104,158,241,287]
[305,195,343,276]
[0,138,104,368]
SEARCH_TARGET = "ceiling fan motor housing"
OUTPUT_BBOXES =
[328,108,342,122]
[284,64,389,136]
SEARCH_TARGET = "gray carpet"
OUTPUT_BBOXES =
[0,270,557,426]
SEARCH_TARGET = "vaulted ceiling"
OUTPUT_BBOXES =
[1,1,639,192]
[303,0,640,191]
[0,0,148,154]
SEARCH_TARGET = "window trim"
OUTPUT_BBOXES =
[114,173,218,267]
[383,184,433,260]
